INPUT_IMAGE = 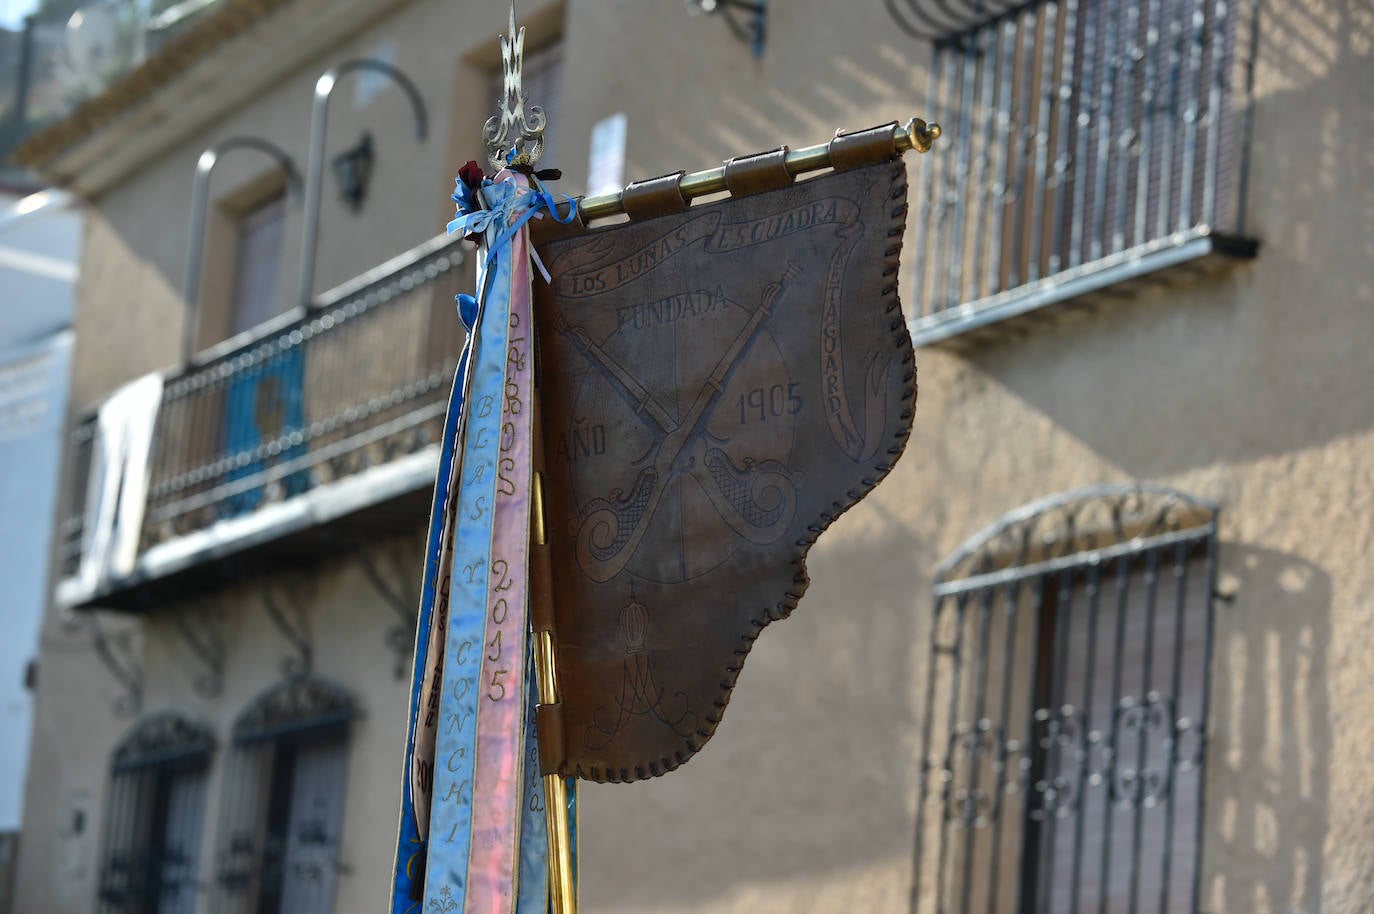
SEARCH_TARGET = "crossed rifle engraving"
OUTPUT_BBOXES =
[558,263,805,583]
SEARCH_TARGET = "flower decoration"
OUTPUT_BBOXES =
[451,160,490,242]
[458,160,486,191]
[447,154,574,259]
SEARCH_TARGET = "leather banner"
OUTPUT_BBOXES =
[532,157,915,783]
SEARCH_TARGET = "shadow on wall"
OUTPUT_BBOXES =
[945,0,1374,482]
[579,497,935,913]
[1204,543,1331,913]
[647,20,927,183]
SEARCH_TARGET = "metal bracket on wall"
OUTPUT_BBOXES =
[169,608,226,697]
[686,0,767,58]
[80,614,143,717]
[258,578,314,679]
[357,534,423,679]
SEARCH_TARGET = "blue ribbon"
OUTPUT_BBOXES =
[447,177,577,274]
[390,342,471,913]
[424,224,514,905]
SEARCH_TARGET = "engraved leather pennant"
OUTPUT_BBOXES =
[532,158,915,782]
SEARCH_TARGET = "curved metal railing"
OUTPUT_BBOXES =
[58,231,465,581]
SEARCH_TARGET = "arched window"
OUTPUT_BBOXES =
[913,484,1219,913]
[212,676,355,914]
[98,713,215,914]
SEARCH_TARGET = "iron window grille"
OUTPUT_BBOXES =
[899,0,1256,346]
[212,676,355,914]
[98,713,215,914]
[912,484,1220,913]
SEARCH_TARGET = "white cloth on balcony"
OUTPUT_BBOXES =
[78,372,163,592]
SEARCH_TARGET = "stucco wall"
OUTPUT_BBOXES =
[18,536,422,914]
[19,0,1374,912]
[135,545,417,914]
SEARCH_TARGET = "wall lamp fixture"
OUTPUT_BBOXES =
[332,132,375,211]
[297,58,428,307]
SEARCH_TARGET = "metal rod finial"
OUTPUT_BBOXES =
[484,0,548,171]
[905,117,942,153]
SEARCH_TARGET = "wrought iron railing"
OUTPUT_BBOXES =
[97,848,203,914]
[59,415,96,580]
[907,0,1252,344]
[58,233,465,586]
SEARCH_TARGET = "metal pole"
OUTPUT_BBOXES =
[183,151,213,364]
[531,471,577,914]
[13,16,35,126]
[296,60,428,309]
[576,117,941,224]
[182,137,300,364]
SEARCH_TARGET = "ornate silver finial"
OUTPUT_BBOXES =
[483,1,547,172]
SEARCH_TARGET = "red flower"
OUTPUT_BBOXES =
[458,160,485,190]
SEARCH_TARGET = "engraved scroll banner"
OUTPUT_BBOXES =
[532,159,916,782]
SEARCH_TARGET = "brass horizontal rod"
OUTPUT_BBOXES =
[577,116,941,223]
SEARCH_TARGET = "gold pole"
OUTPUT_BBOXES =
[577,116,941,223]
[532,471,577,914]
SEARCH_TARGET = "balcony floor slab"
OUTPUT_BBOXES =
[58,445,440,613]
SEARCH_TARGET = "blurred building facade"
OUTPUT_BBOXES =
[2,0,224,183]
[12,0,1372,912]
[0,185,80,914]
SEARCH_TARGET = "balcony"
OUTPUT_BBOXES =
[57,232,465,612]
[902,0,1258,348]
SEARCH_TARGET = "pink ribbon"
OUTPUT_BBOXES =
[465,172,536,914]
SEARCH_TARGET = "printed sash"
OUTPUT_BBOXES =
[393,172,571,914]
[464,176,535,912]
